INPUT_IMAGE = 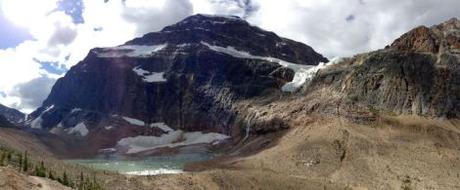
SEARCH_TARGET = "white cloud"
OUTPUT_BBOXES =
[0,0,459,113]
[0,0,194,112]
[246,0,460,58]
[190,0,250,17]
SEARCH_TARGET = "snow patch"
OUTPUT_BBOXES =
[71,108,82,113]
[104,126,114,130]
[143,72,166,82]
[97,44,167,58]
[150,123,173,132]
[68,123,89,137]
[117,130,230,154]
[43,105,55,113]
[123,117,145,126]
[30,116,43,129]
[133,67,167,83]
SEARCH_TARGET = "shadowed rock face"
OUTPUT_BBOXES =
[389,18,460,54]
[0,104,24,125]
[27,14,327,140]
[0,115,13,128]
[306,18,460,118]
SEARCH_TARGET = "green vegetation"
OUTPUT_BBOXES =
[0,146,103,190]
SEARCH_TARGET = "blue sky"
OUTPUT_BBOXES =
[0,11,33,49]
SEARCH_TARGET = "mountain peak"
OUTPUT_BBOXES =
[389,17,460,53]
[122,14,327,65]
[162,14,246,31]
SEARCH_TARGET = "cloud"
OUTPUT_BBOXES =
[246,0,460,58]
[190,0,256,18]
[122,0,193,35]
[0,0,459,113]
[8,76,56,113]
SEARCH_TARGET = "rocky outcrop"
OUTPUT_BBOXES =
[389,26,440,53]
[305,18,460,118]
[0,115,13,128]
[0,104,25,125]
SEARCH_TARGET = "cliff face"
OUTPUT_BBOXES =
[0,104,25,125]
[305,18,460,118]
[24,14,327,155]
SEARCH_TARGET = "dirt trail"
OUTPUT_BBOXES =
[29,176,71,190]
[0,167,70,190]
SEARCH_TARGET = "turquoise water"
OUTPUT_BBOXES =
[68,153,212,175]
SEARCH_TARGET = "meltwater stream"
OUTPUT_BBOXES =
[67,153,212,175]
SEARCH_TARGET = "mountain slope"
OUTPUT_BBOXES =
[190,18,460,190]
[302,18,460,118]
[3,16,460,190]
[26,14,328,156]
[0,104,25,125]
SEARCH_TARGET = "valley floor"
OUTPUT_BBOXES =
[1,115,460,190]
[91,115,460,190]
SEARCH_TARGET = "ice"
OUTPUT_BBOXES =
[143,72,167,82]
[68,122,89,136]
[96,44,167,58]
[117,130,230,154]
[123,117,145,126]
[71,108,82,113]
[133,67,167,83]
[125,169,183,176]
[201,42,342,92]
[30,116,43,129]
[29,105,55,129]
[150,122,173,132]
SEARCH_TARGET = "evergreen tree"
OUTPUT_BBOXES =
[22,151,28,172]
[0,152,5,166]
[48,171,55,180]
[6,151,11,163]
[62,171,69,186]
[78,172,84,190]
[34,161,46,177]
[17,153,23,172]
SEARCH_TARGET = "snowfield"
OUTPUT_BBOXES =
[117,123,230,154]
[96,44,167,58]
[201,42,342,92]
[133,67,167,83]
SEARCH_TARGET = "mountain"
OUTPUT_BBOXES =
[26,14,328,155]
[3,16,460,190]
[302,18,460,119]
[0,104,25,125]
[0,115,13,128]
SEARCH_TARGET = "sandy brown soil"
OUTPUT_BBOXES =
[0,167,70,190]
[1,94,460,190]
[95,114,460,190]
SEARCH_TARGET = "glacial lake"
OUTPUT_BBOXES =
[67,153,212,175]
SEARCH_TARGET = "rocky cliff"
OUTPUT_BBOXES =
[0,104,25,125]
[303,18,460,118]
[25,14,327,155]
